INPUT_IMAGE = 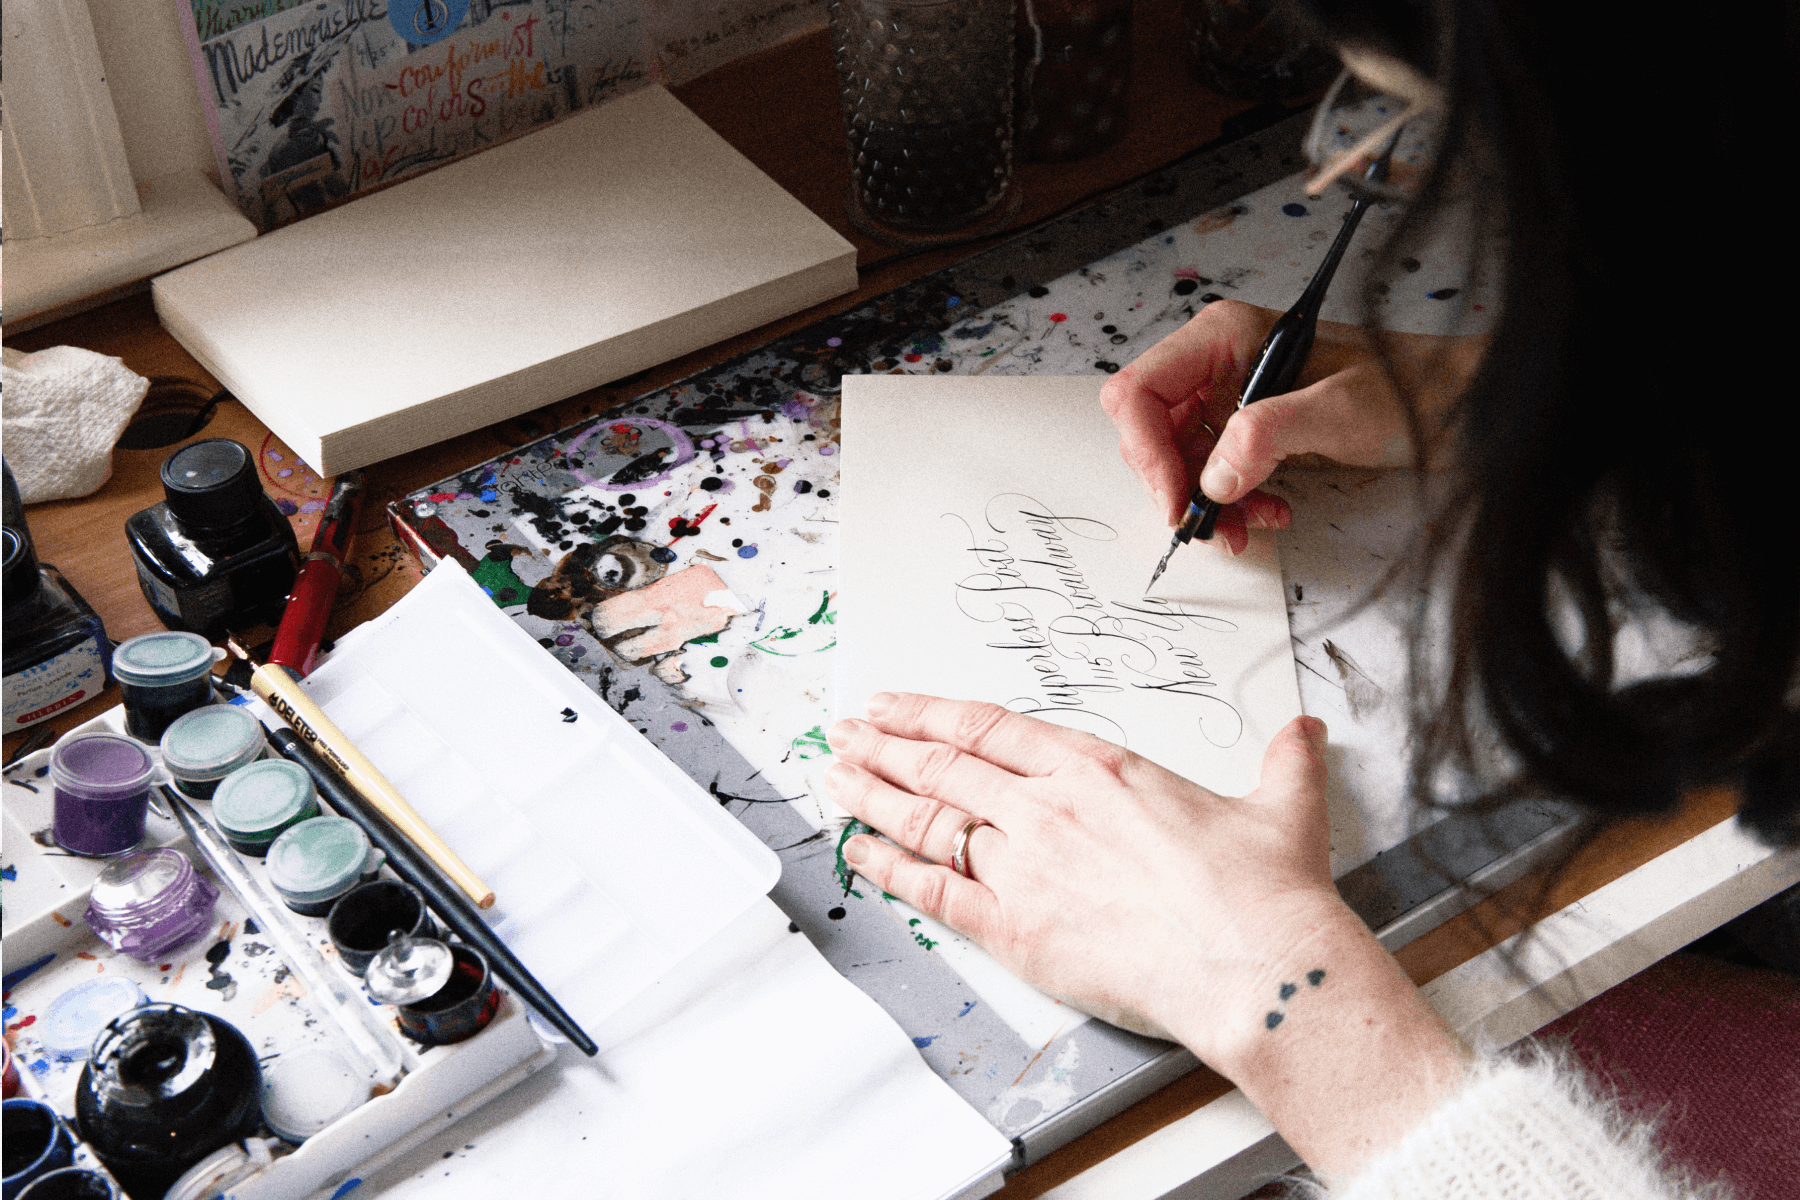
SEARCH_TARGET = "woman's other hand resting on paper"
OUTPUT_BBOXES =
[1098,298,1485,555]
[824,695,1468,1184]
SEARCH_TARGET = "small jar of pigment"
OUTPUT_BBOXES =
[366,935,499,1046]
[49,734,155,857]
[84,848,220,963]
[112,632,221,744]
[211,760,319,856]
[75,1004,262,1199]
[264,817,383,916]
[396,944,499,1045]
[327,880,437,976]
[159,705,266,799]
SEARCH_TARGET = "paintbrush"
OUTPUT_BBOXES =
[163,787,407,1088]
[268,727,600,1056]
[1148,142,1397,592]
[224,636,497,910]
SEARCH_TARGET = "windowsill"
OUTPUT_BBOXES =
[3,170,255,334]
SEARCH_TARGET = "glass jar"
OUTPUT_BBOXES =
[75,1005,261,1200]
[3,526,111,733]
[124,440,299,639]
[1180,0,1336,103]
[830,0,1015,233]
[1015,0,1132,162]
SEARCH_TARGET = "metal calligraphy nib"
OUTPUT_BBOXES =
[1147,538,1178,593]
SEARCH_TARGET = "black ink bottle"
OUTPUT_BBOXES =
[4,522,113,732]
[125,439,300,639]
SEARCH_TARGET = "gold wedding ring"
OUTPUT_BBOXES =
[951,817,994,879]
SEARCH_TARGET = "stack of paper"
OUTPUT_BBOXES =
[153,86,857,475]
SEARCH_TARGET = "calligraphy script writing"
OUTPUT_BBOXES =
[945,494,1245,748]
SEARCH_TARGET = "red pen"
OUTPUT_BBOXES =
[270,471,364,677]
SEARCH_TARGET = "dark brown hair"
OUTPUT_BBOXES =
[1291,0,1799,844]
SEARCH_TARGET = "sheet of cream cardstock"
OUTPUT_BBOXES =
[839,373,1301,795]
[838,375,1304,1044]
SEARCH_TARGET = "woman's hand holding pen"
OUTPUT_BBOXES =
[824,694,1469,1183]
[1099,299,1484,554]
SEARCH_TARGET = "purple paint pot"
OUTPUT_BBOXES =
[49,734,154,857]
[83,848,219,963]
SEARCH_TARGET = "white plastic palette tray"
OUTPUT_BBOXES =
[300,558,781,1039]
[1,715,554,1200]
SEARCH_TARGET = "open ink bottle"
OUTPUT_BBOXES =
[125,439,300,639]
[4,489,113,731]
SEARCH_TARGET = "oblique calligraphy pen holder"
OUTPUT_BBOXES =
[1149,145,1396,591]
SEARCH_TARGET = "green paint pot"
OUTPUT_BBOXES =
[211,760,319,856]
[264,817,384,916]
[159,705,267,799]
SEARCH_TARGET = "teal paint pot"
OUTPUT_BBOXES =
[111,632,220,744]
[264,817,384,916]
[211,761,319,857]
[159,705,266,800]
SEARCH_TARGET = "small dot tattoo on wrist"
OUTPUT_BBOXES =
[1264,968,1327,1031]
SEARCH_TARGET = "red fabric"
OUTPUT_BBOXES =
[1538,952,1800,1200]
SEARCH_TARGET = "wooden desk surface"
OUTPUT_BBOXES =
[1,10,1754,1197]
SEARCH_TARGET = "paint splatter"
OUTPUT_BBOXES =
[790,725,832,761]
[958,1001,978,1017]
[833,819,870,892]
[913,1035,939,1048]
[1308,969,1326,987]
[1282,202,1308,217]
[204,938,238,1001]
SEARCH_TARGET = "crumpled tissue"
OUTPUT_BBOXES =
[1,344,149,502]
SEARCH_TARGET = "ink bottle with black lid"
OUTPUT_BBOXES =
[4,523,113,732]
[125,439,301,639]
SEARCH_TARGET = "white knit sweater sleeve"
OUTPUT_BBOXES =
[1323,1050,1725,1200]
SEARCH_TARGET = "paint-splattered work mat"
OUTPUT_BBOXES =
[392,110,1497,1165]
